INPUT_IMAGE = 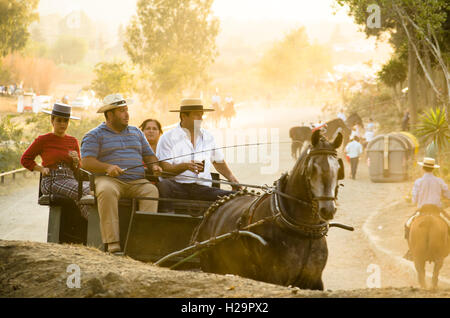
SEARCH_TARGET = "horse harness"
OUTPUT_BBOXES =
[239,147,344,239]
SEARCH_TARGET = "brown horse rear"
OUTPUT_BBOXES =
[409,206,449,289]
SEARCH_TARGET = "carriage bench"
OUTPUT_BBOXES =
[41,168,222,267]
[38,174,87,245]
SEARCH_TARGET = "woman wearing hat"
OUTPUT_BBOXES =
[21,103,90,219]
[403,157,450,259]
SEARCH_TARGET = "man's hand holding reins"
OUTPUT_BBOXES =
[106,164,124,177]
[152,164,163,177]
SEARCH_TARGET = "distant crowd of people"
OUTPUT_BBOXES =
[0,83,22,96]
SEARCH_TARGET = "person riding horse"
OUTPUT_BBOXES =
[404,157,450,260]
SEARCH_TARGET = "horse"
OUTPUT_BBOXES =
[191,130,345,290]
[221,101,236,127]
[289,113,363,159]
[409,204,449,289]
[345,112,364,131]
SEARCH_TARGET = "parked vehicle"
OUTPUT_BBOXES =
[71,96,91,110]
[19,92,36,112]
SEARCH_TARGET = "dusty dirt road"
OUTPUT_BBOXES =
[1,103,449,297]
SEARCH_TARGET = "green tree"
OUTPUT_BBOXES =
[415,107,449,163]
[0,115,25,172]
[51,35,88,65]
[90,61,135,99]
[377,56,407,113]
[335,0,450,126]
[124,0,219,105]
[0,0,39,57]
[378,57,407,89]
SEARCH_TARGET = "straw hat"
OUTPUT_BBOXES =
[97,93,132,113]
[42,103,80,120]
[169,98,214,112]
[417,157,440,169]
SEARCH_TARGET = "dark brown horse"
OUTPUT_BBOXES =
[289,113,363,159]
[191,130,345,290]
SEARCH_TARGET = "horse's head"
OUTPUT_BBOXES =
[299,130,344,221]
[347,113,364,129]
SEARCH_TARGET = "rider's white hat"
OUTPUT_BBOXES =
[418,157,440,169]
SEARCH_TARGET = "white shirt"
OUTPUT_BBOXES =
[212,95,221,104]
[156,123,224,186]
[364,130,374,142]
[345,140,363,158]
[412,173,450,209]
[350,127,361,140]
[337,112,346,121]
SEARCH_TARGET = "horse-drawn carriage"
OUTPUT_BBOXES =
[40,169,222,268]
[39,130,354,290]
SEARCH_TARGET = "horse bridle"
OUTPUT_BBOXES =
[269,147,342,238]
[303,148,341,205]
[274,148,340,209]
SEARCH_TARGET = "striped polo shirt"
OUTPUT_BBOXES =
[81,123,154,181]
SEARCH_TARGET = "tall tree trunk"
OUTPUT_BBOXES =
[408,39,418,127]
[423,45,432,108]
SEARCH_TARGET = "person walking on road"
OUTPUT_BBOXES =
[345,136,363,180]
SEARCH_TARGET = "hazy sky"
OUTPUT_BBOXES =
[38,0,353,26]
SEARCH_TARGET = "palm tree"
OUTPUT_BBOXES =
[415,107,449,164]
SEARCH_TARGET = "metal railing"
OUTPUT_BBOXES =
[0,168,27,184]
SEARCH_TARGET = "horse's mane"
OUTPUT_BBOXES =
[346,113,364,128]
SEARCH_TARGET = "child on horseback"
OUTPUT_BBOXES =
[404,157,450,259]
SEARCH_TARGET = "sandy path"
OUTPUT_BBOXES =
[0,174,48,242]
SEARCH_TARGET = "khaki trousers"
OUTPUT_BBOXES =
[95,176,159,244]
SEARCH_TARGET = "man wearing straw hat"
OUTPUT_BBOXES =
[81,94,162,254]
[156,98,239,211]
[403,157,450,259]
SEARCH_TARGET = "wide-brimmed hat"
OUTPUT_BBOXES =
[418,157,440,169]
[42,103,80,120]
[97,93,132,113]
[169,98,214,112]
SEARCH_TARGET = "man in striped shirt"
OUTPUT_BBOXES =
[81,94,162,254]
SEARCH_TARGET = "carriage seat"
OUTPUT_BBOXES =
[77,168,221,215]
[37,173,76,206]
[38,194,75,206]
